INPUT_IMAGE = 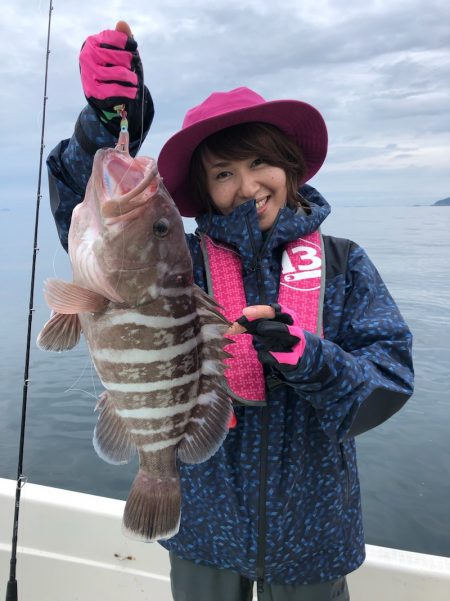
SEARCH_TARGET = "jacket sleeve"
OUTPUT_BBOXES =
[46,90,154,251]
[278,242,414,442]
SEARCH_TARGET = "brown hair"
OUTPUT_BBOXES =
[188,122,309,215]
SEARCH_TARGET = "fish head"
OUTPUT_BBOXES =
[69,142,193,305]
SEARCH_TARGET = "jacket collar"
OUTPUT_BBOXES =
[195,185,331,264]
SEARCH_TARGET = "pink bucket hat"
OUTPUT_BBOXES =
[157,87,328,217]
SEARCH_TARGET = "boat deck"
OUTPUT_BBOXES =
[1,478,449,600]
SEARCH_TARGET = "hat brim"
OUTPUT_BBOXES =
[157,99,328,218]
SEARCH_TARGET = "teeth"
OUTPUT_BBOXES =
[256,197,268,209]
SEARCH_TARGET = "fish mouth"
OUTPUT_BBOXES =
[96,149,160,219]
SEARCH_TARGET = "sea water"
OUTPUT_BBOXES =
[1,204,449,557]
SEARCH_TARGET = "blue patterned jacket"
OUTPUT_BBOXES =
[47,103,414,588]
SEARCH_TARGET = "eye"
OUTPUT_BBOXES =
[216,170,231,180]
[251,157,265,167]
[153,217,170,237]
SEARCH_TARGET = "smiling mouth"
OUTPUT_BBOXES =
[255,196,269,211]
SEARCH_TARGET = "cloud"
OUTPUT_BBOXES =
[1,0,449,211]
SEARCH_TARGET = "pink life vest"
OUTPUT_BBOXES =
[200,230,325,405]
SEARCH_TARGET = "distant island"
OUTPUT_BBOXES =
[433,197,450,206]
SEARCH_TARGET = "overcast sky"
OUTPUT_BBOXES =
[1,0,449,220]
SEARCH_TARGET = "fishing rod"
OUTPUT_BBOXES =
[5,1,54,600]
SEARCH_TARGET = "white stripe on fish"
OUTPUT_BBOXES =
[200,324,227,341]
[108,311,197,328]
[94,335,201,364]
[158,287,193,297]
[201,360,222,375]
[101,370,200,393]
[116,396,199,419]
[141,435,184,453]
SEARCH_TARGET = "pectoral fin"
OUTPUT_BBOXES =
[37,311,81,351]
[43,278,109,314]
[93,392,136,465]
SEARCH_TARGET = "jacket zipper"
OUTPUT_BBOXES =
[257,405,269,595]
[244,213,280,595]
[340,444,350,505]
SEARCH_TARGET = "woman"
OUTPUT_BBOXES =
[47,22,414,601]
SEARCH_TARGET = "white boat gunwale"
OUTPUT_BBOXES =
[1,477,449,600]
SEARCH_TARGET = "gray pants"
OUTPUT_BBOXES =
[169,553,350,601]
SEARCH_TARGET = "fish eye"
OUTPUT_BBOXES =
[153,218,170,238]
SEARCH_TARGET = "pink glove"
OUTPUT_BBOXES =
[236,303,306,369]
[79,29,139,103]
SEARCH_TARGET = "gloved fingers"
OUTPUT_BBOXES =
[239,303,294,326]
[256,321,301,351]
[235,318,300,351]
[235,315,267,334]
[272,310,294,325]
[81,43,134,70]
[80,55,139,100]
[89,63,138,87]
[234,303,306,369]
[235,314,251,329]
[236,317,294,337]
[85,81,138,101]
[233,304,298,335]
[257,328,306,369]
[271,303,296,325]
[87,29,131,50]
[80,28,140,101]
[253,320,293,339]
[241,304,276,322]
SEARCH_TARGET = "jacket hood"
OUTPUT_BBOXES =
[195,185,331,268]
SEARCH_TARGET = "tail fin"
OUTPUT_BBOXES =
[122,470,181,541]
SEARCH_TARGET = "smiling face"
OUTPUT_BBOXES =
[188,123,307,228]
[203,152,288,231]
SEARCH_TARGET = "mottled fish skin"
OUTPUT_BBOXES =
[37,133,232,541]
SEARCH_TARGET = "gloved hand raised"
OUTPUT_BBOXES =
[79,21,149,141]
[233,303,306,371]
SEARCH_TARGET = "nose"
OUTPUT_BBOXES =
[237,171,259,201]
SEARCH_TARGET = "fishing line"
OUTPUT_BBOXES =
[64,387,99,402]
[63,351,97,399]
[90,358,100,399]
[110,56,149,297]
[5,2,54,600]
[111,51,147,199]
[51,236,62,278]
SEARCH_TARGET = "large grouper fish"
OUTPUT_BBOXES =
[37,130,232,541]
